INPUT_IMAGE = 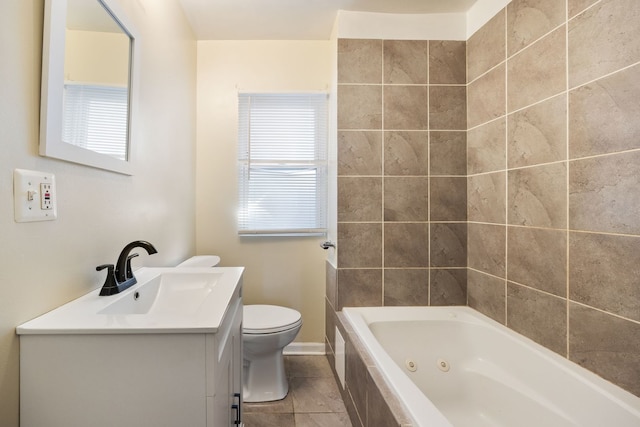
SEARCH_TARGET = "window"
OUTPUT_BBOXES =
[63,83,129,160]
[237,93,328,235]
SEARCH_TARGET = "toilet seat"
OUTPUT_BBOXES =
[243,305,302,334]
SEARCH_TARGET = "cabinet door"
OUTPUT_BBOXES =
[231,307,243,425]
[211,297,243,427]
[212,333,232,426]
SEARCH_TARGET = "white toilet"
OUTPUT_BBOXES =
[242,304,302,402]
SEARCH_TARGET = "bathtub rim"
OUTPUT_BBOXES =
[341,305,640,427]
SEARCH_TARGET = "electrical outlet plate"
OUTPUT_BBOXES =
[14,169,57,222]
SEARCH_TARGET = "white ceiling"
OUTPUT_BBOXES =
[177,0,479,40]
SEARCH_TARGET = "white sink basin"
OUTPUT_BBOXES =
[17,267,243,334]
[99,271,223,316]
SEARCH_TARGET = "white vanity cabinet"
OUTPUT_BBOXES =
[18,267,244,427]
[209,291,243,426]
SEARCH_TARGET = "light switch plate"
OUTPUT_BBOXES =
[14,169,57,222]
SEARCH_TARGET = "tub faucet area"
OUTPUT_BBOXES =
[97,240,158,296]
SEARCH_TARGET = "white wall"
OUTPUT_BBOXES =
[196,40,331,344]
[0,1,197,425]
[335,0,512,40]
[65,29,129,85]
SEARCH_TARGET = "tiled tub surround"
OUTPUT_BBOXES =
[336,38,468,310]
[327,1,640,425]
[328,309,416,427]
[466,0,640,399]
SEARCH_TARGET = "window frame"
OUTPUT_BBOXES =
[237,92,329,236]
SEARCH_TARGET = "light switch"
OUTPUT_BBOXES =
[14,169,57,222]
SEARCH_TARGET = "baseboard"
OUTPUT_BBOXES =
[283,342,326,355]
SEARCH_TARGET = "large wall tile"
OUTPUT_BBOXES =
[384,177,429,221]
[508,162,567,228]
[383,131,429,176]
[507,283,567,355]
[338,39,382,84]
[383,40,428,84]
[430,223,467,267]
[345,339,369,425]
[384,223,429,268]
[468,269,506,324]
[338,131,382,176]
[467,64,506,129]
[468,172,506,224]
[430,177,467,221]
[338,85,382,129]
[568,0,599,18]
[337,223,382,268]
[569,151,640,235]
[507,26,566,112]
[367,369,406,427]
[429,86,467,130]
[429,40,466,84]
[430,269,467,306]
[468,118,506,174]
[507,226,567,297]
[430,131,466,176]
[568,0,640,88]
[508,94,566,168]
[338,269,382,309]
[325,300,336,353]
[326,261,337,308]
[569,303,640,396]
[467,9,506,82]
[383,85,428,130]
[569,232,640,321]
[468,223,506,277]
[569,63,640,159]
[338,177,382,222]
[383,269,429,306]
[507,0,566,56]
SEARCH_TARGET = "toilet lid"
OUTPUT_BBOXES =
[243,305,302,334]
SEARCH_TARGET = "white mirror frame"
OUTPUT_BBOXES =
[40,0,139,175]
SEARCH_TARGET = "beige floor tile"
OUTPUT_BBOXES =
[291,377,347,413]
[244,391,294,414]
[286,355,333,378]
[244,356,352,426]
[243,412,295,427]
[295,412,353,427]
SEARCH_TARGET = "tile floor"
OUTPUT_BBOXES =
[243,355,352,427]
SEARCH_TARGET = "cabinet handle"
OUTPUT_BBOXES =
[232,393,241,425]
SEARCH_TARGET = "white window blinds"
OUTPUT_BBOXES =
[237,93,328,235]
[63,84,128,160]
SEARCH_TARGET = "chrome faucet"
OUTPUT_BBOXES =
[96,240,158,296]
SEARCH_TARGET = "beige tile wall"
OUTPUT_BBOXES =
[335,38,468,310]
[327,0,640,404]
[467,0,640,396]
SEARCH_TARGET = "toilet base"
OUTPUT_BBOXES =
[243,350,288,402]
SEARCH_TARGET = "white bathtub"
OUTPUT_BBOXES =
[342,306,640,427]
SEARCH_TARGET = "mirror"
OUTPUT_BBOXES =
[40,0,138,175]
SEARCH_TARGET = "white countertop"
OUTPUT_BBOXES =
[16,267,243,335]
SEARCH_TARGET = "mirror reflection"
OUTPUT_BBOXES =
[63,0,131,161]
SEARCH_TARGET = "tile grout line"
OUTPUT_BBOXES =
[380,39,385,307]
[427,40,431,307]
[565,0,571,360]
[503,5,509,326]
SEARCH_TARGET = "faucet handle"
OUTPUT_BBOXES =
[125,253,139,279]
[96,264,119,296]
[96,264,114,273]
